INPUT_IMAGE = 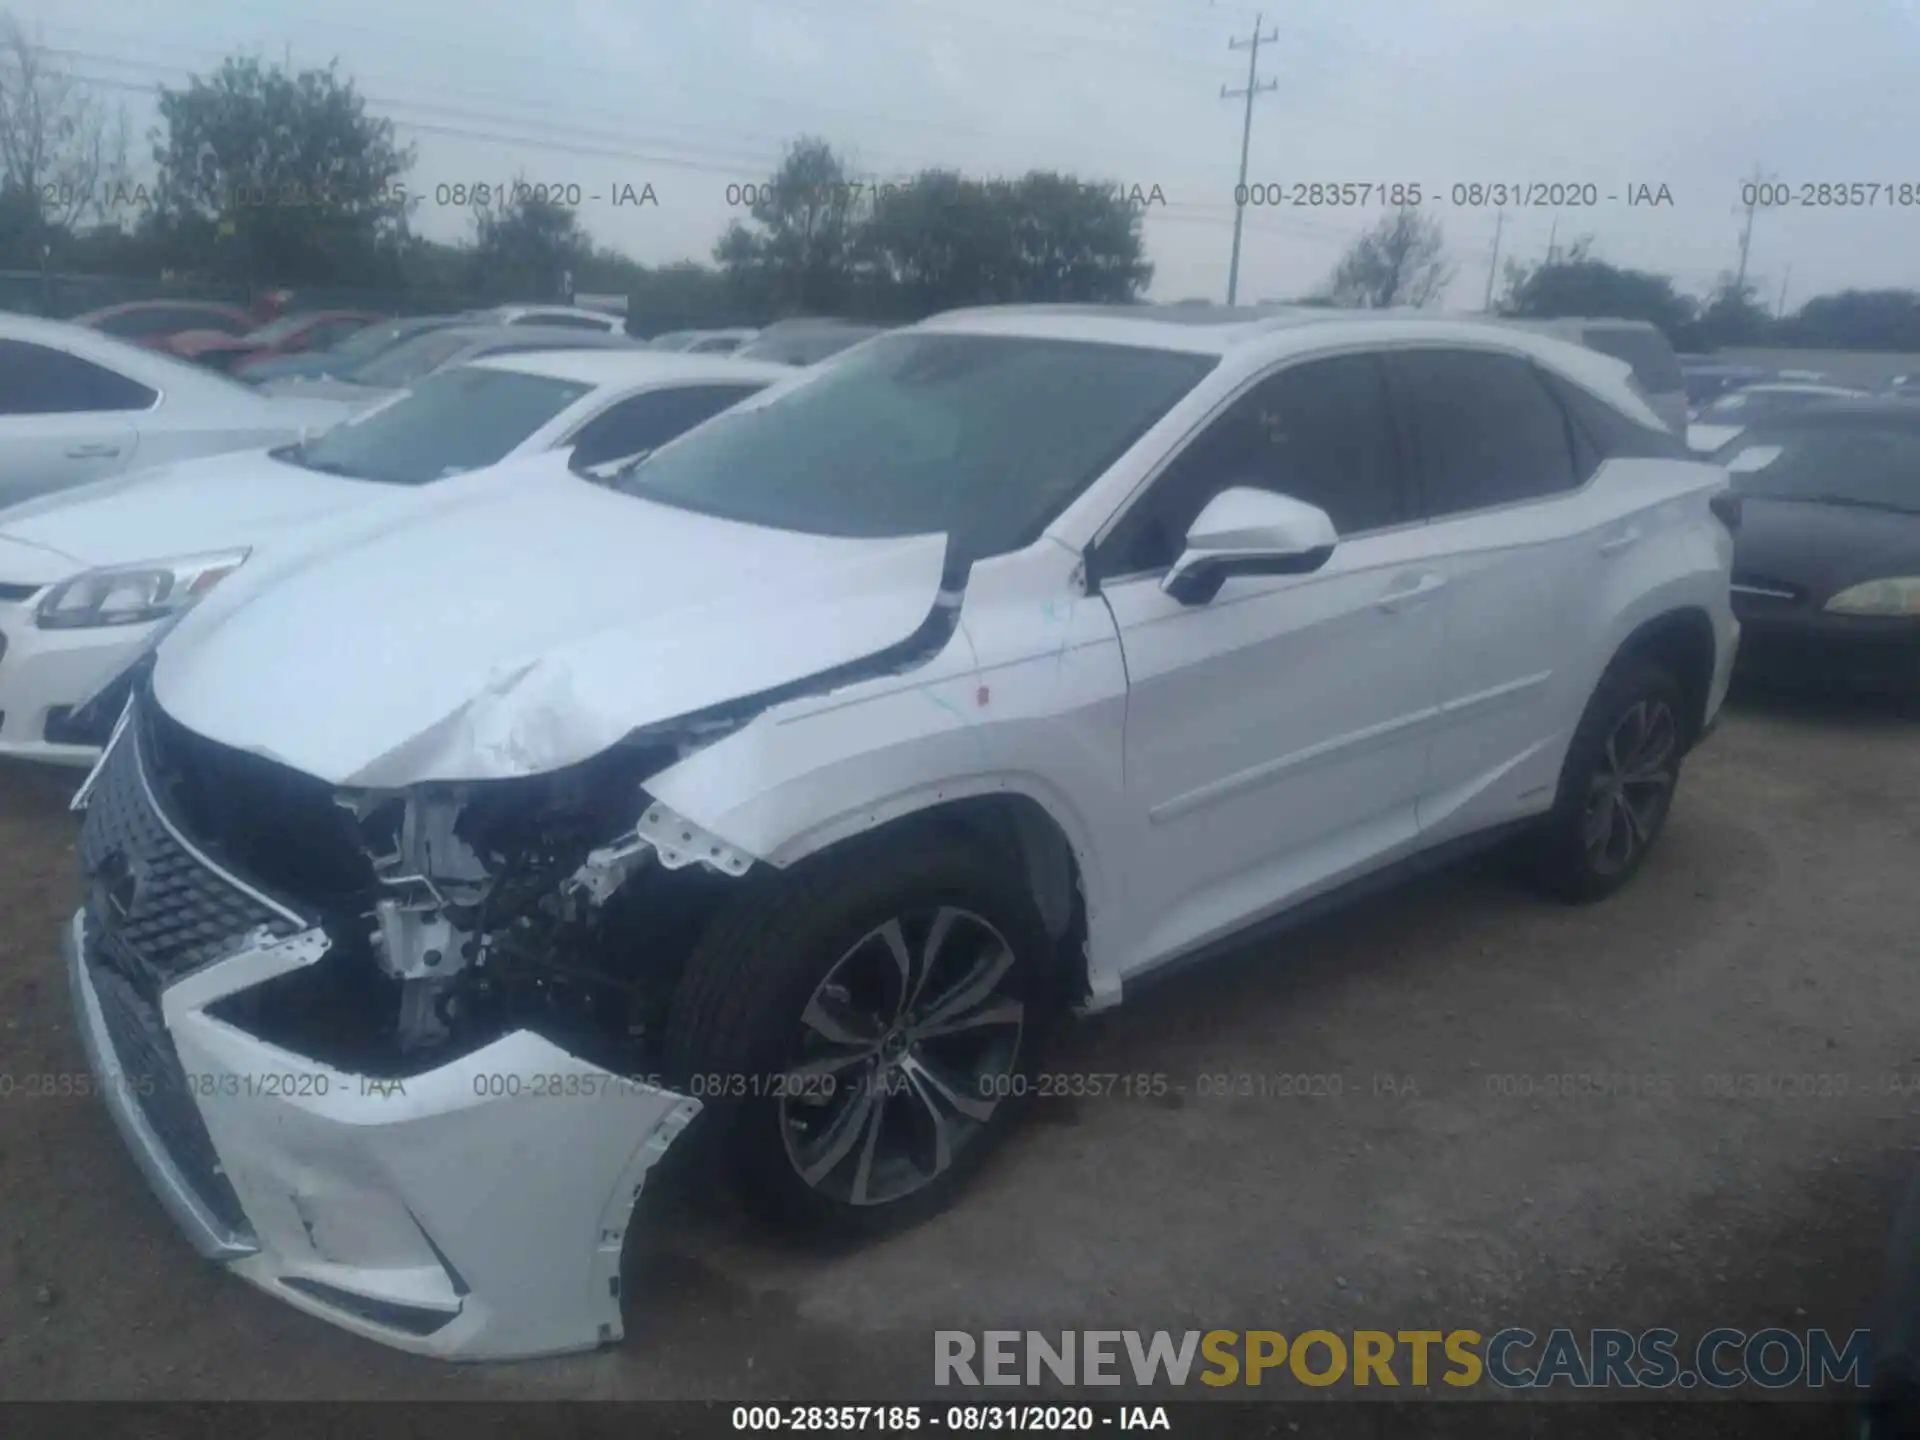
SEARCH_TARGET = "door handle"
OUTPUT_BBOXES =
[64,443,123,459]
[1598,526,1642,556]
[1377,573,1448,612]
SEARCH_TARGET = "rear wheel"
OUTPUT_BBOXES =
[663,836,1047,1236]
[1524,657,1686,903]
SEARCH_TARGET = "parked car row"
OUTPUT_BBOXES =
[4,300,1910,1366]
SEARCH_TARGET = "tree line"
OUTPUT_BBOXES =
[3,14,1919,351]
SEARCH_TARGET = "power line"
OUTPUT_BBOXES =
[1220,12,1278,305]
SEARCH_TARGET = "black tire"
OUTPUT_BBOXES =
[1522,656,1687,903]
[663,833,1049,1238]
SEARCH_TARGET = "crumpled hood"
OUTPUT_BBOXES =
[152,454,951,787]
[0,450,391,572]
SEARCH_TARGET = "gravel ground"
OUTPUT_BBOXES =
[0,688,1914,1434]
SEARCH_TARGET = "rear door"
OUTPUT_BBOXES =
[1381,346,1603,841]
[0,340,150,506]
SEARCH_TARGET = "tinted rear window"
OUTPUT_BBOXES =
[1580,325,1682,393]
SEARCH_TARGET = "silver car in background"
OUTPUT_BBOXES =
[0,313,357,508]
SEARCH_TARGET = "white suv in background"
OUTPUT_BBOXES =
[66,304,1739,1360]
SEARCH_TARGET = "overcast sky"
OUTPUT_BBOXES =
[10,0,1920,310]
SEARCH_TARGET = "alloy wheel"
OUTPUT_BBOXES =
[780,906,1025,1207]
[1582,697,1678,877]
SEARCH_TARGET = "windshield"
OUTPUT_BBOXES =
[1719,424,1920,512]
[243,315,311,344]
[345,330,478,388]
[618,332,1216,559]
[321,319,417,359]
[282,365,592,484]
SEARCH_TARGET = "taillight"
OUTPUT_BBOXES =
[1710,490,1742,533]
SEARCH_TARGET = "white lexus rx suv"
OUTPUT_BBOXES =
[64,304,1740,1360]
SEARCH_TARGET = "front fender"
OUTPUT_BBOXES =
[644,608,1134,1005]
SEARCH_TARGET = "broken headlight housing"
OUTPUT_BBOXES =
[35,548,250,630]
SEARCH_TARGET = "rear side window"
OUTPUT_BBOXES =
[1387,349,1579,517]
[0,340,158,415]
[1580,325,1682,394]
[568,384,765,468]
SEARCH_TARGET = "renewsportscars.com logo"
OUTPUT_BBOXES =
[933,1328,1873,1391]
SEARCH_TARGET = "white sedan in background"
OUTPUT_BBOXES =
[0,312,356,508]
[0,348,789,764]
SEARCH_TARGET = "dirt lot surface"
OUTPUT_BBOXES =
[0,688,1915,1432]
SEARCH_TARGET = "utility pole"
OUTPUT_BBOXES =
[1221,14,1278,306]
[1776,264,1792,319]
[1545,215,1559,267]
[1483,210,1505,312]
[1735,164,1772,294]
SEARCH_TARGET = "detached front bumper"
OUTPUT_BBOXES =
[65,907,700,1360]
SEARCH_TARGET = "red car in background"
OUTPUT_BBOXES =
[71,299,256,350]
[167,309,385,374]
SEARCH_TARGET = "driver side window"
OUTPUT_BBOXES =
[1100,352,1410,576]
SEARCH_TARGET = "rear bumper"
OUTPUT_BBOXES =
[65,907,701,1359]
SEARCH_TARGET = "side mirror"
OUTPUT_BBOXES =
[1162,486,1337,606]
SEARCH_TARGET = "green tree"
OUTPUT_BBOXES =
[1691,276,1774,348]
[1324,207,1452,309]
[467,179,591,301]
[625,260,752,336]
[150,55,413,285]
[1782,289,1920,351]
[1500,255,1696,339]
[714,137,871,316]
[0,14,131,265]
[860,169,1152,316]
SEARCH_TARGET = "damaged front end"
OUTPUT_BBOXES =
[65,688,764,1359]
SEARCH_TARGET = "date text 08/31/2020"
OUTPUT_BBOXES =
[730,1405,1169,1432]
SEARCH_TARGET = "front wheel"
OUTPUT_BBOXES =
[663,836,1048,1236]
[1523,657,1687,903]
